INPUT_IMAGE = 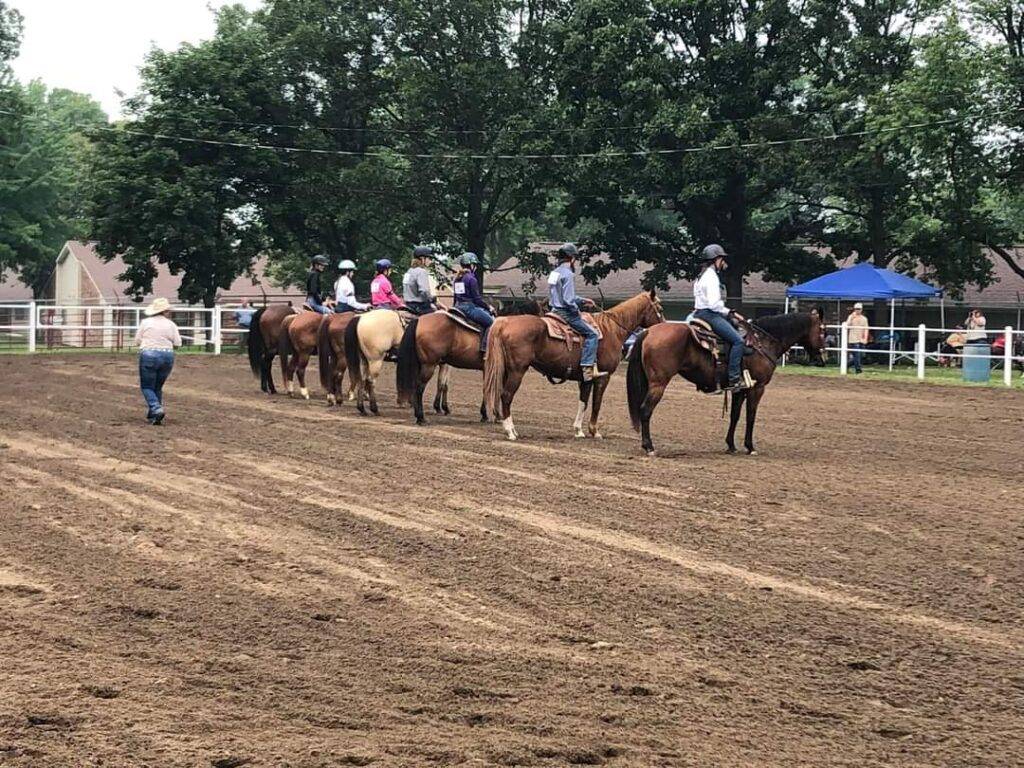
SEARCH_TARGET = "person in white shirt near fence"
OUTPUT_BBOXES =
[965,309,987,344]
[133,297,182,425]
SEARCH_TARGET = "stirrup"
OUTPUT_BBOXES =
[582,366,608,382]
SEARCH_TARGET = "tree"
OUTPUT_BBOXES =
[88,7,275,306]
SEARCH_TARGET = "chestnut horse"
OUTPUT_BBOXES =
[483,290,664,441]
[246,304,298,394]
[316,311,360,405]
[394,300,545,425]
[626,311,826,456]
[278,311,329,399]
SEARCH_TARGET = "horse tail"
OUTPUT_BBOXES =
[626,329,649,432]
[317,316,334,391]
[395,317,420,405]
[247,307,266,377]
[278,315,295,375]
[344,315,364,393]
[483,317,509,418]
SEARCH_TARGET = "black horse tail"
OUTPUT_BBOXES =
[317,315,335,392]
[247,307,267,378]
[626,329,649,432]
[395,318,420,406]
[344,315,363,394]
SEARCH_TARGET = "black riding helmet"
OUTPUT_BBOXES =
[557,242,578,261]
[413,245,434,259]
[700,244,727,263]
[311,254,329,267]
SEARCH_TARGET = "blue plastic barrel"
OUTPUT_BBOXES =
[962,343,991,382]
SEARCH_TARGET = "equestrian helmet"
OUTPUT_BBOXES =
[700,244,727,262]
[557,242,578,261]
[375,259,392,271]
[311,254,329,266]
[413,245,434,259]
[460,252,479,267]
[337,259,357,271]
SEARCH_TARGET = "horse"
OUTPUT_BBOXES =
[625,310,827,457]
[246,304,298,395]
[394,301,545,425]
[316,311,361,405]
[344,309,421,415]
[278,311,328,399]
[482,290,664,441]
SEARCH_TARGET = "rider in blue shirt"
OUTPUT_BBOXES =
[548,243,607,382]
[453,252,494,351]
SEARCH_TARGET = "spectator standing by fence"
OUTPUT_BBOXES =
[234,300,255,329]
[846,302,870,373]
[965,310,987,344]
[134,298,181,426]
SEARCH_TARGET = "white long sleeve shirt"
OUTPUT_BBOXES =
[334,275,369,311]
[693,267,729,315]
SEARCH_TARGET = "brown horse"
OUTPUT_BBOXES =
[394,301,545,425]
[247,304,298,394]
[316,311,360,405]
[626,311,826,456]
[278,311,335,400]
[483,290,664,441]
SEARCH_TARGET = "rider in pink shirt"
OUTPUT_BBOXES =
[370,259,404,309]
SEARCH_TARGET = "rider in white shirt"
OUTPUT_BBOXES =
[693,244,748,391]
[334,259,369,312]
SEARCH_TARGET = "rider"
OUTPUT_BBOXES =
[370,259,404,309]
[334,259,370,313]
[693,244,748,391]
[402,245,438,316]
[548,243,607,382]
[305,255,332,314]
[453,252,495,351]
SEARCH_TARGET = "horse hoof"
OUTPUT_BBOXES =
[300,389,310,401]
[592,432,603,440]
[726,447,737,454]
[747,449,758,456]
[643,448,656,457]
[416,418,426,426]
[574,430,585,439]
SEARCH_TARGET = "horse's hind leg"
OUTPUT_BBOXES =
[639,382,667,456]
[500,368,526,441]
[265,353,278,395]
[743,386,765,455]
[440,365,451,415]
[574,381,593,438]
[479,397,488,422]
[366,360,384,415]
[433,364,450,415]
[415,363,436,425]
[296,352,311,400]
[726,391,746,453]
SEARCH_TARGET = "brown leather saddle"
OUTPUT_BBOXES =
[444,307,485,335]
[542,312,603,349]
[687,317,754,392]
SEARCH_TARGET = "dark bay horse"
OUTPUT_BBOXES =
[626,311,826,456]
[278,311,328,399]
[483,291,664,441]
[316,311,360,405]
[394,300,545,425]
[246,304,298,394]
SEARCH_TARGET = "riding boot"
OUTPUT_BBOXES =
[583,365,608,382]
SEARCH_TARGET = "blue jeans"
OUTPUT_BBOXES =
[695,309,744,382]
[455,302,493,348]
[307,297,331,314]
[849,343,864,372]
[139,350,174,419]
[553,307,599,367]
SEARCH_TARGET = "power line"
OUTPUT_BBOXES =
[2,106,1016,161]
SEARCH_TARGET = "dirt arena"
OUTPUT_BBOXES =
[1,354,1021,767]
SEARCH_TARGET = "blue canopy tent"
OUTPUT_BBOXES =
[785,262,942,369]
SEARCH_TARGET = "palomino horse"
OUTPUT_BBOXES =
[278,311,329,399]
[344,309,430,415]
[247,304,298,394]
[316,311,360,405]
[394,301,545,425]
[483,290,664,441]
[626,311,826,456]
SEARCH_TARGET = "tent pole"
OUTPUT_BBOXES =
[784,296,789,314]
[940,296,945,331]
[888,298,895,371]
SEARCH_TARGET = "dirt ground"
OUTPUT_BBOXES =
[0,354,1022,768]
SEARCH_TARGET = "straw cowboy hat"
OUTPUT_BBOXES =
[144,297,171,316]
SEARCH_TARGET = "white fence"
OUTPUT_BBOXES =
[0,302,251,354]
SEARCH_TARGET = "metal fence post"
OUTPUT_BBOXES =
[213,307,222,355]
[839,322,848,375]
[917,324,926,380]
[27,301,36,353]
[1005,327,1013,387]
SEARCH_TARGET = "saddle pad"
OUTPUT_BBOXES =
[443,309,482,335]
[542,312,604,344]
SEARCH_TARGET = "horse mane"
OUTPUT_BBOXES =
[753,312,811,339]
[595,292,651,333]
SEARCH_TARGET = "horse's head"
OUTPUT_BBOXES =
[805,308,828,366]
[641,288,665,328]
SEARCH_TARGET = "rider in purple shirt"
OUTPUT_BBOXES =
[453,252,495,350]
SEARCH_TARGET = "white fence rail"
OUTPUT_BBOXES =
[0,302,252,354]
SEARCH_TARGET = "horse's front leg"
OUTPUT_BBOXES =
[743,386,765,455]
[574,381,593,438]
[588,377,610,438]
[725,391,746,453]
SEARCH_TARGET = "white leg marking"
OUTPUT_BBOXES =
[502,417,518,441]
[573,400,587,438]
[300,387,310,400]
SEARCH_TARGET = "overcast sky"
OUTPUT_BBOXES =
[12,0,264,119]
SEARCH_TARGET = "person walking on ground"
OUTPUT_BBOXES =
[134,297,181,426]
[845,302,870,373]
